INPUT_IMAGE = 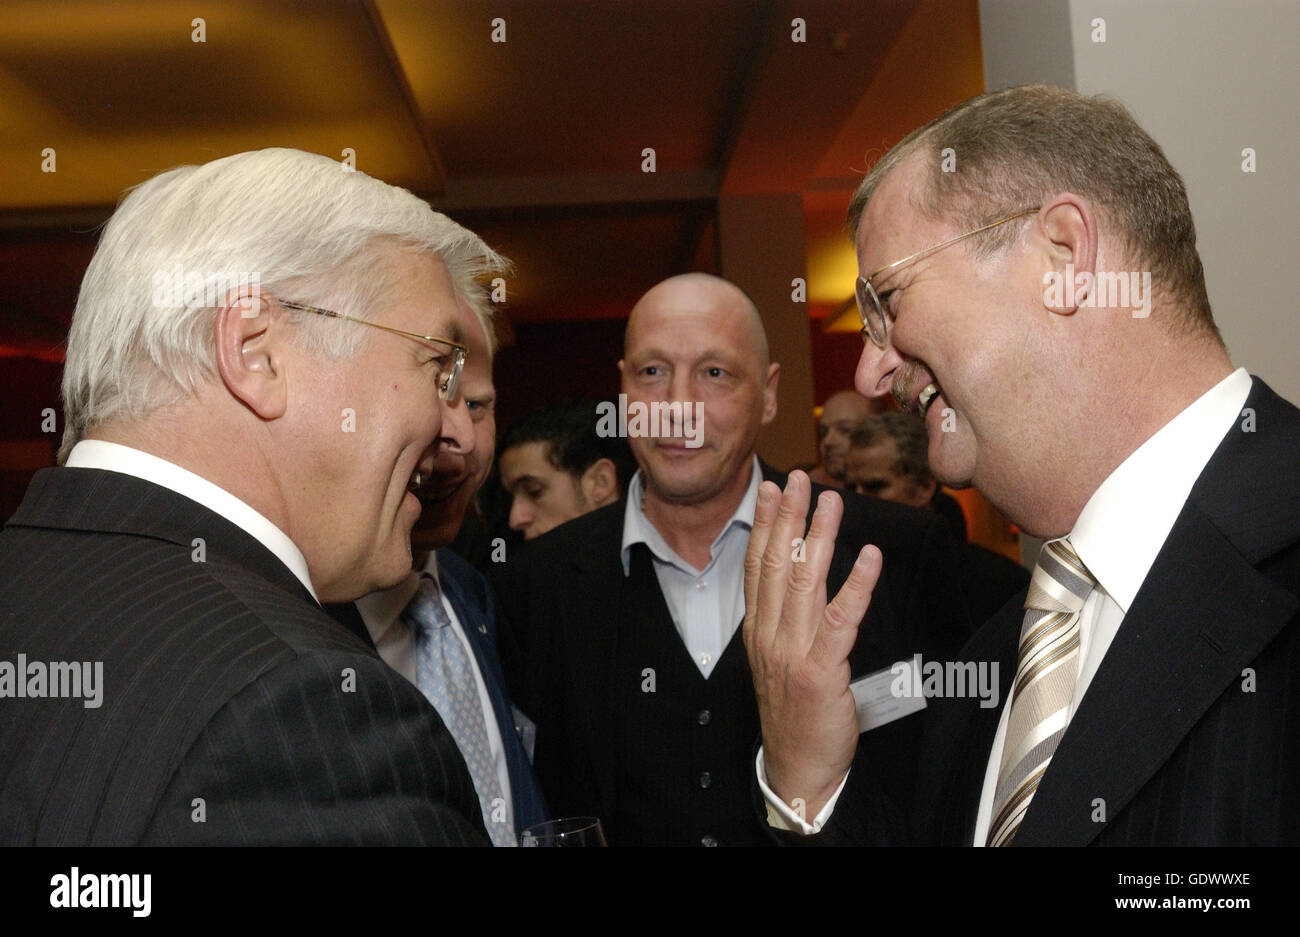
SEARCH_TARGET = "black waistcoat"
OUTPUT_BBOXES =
[612,545,770,846]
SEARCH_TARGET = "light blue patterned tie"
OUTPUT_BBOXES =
[408,574,515,846]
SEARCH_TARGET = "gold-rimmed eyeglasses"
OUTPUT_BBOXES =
[278,299,468,400]
[855,207,1040,348]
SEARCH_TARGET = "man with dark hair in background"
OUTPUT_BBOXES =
[496,399,635,541]
[495,272,971,846]
[846,412,1027,628]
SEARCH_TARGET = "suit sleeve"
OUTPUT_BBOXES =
[490,552,549,723]
[756,743,910,846]
[140,649,489,845]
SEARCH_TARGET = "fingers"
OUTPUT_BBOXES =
[808,544,882,671]
[754,472,812,649]
[743,480,783,646]
[782,488,844,653]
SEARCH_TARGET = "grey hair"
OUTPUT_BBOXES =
[60,147,508,461]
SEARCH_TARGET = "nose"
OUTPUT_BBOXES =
[438,394,474,455]
[508,497,531,535]
[855,339,905,401]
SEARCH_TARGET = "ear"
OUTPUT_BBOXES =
[213,286,288,420]
[761,362,780,426]
[1038,194,1100,317]
[580,457,619,507]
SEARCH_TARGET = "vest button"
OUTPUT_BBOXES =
[699,771,713,789]
[700,835,718,847]
[696,708,712,726]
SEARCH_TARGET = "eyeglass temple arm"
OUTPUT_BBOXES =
[277,299,467,353]
[866,207,1040,284]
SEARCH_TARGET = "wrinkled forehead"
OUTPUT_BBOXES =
[854,155,944,272]
[625,289,765,366]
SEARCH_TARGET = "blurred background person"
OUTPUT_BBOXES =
[845,410,968,538]
[846,412,1028,626]
[495,399,635,542]
[807,388,884,487]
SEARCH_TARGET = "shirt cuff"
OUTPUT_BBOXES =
[755,747,850,835]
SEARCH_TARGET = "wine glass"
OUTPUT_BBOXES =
[519,817,607,847]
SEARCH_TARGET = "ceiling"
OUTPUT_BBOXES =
[0,0,985,361]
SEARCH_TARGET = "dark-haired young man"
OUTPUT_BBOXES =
[497,400,635,541]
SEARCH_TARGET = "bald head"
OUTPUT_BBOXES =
[626,273,769,368]
[618,272,779,510]
[818,389,881,482]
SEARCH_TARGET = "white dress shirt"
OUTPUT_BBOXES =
[621,456,760,678]
[762,367,1253,839]
[65,439,317,600]
[353,553,515,840]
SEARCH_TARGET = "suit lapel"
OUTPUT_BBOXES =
[922,603,1019,844]
[1014,378,1300,845]
[1014,508,1297,845]
[559,509,626,826]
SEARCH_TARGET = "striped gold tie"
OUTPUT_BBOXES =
[987,539,1094,846]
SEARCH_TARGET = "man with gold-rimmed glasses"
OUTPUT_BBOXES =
[1,148,508,845]
[278,298,468,403]
[746,85,1300,846]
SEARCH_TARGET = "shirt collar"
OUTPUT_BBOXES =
[621,455,761,575]
[1068,368,1252,613]
[353,553,437,646]
[66,439,318,601]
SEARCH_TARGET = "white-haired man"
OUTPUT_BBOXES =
[0,148,505,845]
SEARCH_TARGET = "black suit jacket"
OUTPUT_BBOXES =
[494,460,974,842]
[821,377,1300,845]
[0,467,488,845]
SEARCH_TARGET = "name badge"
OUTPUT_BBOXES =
[850,658,927,732]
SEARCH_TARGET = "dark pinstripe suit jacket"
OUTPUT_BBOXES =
[0,467,488,845]
[814,377,1300,845]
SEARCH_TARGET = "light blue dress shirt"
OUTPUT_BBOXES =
[621,456,761,678]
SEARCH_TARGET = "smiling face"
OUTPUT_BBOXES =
[853,156,1047,507]
[287,246,464,601]
[411,302,495,552]
[619,275,777,508]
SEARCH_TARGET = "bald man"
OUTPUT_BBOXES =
[494,273,972,845]
[809,389,883,487]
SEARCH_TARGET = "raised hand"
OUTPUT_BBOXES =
[743,471,883,818]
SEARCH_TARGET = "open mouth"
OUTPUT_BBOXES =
[406,455,438,496]
[918,382,940,414]
[408,465,466,505]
